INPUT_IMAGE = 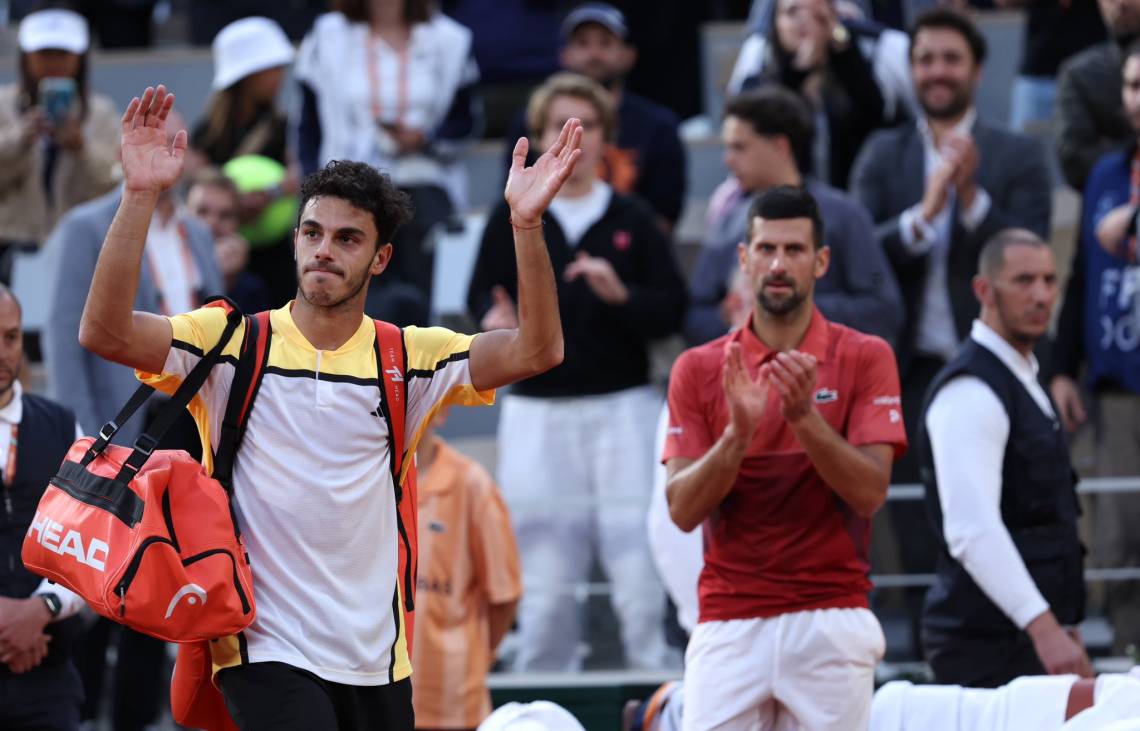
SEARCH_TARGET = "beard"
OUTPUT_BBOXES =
[297,260,371,310]
[756,277,807,316]
[919,82,972,121]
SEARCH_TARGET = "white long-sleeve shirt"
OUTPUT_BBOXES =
[925,320,1054,630]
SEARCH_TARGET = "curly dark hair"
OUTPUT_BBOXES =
[298,161,414,246]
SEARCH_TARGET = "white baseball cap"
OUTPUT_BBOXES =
[211,16,294,91]
[477,702,587,731]
[18,9,89,55]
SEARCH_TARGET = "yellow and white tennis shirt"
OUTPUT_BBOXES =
[138,303,493,686]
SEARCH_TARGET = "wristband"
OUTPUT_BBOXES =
[509,216,543,230]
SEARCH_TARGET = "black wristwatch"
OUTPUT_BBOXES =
[38,592,62,619]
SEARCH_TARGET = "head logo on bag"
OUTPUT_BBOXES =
[26,511,109,572]
[165,584,208,619]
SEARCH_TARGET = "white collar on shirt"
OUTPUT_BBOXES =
[970,319,1039,380]
[917,107,977,154]
[969,320,1054,421]
[0,380,23,425]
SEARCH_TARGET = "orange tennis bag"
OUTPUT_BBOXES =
[22,299,260,642]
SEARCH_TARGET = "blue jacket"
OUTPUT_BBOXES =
[1073,149,1140,393]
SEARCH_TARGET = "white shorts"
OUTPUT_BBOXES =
[682,607,885,731]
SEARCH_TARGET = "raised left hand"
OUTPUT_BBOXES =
[0,596,51,664]
[52,112,84,152]
[768,351,818,424]
[504,119,583,227]
[563,251,629,305]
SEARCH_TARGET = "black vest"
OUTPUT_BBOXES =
[0,392,83,669]
[918,340,1085,637]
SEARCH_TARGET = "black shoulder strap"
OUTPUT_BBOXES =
[213,311,272,492]
[105,300,245,482]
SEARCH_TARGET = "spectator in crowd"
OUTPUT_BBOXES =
[850,7,1052,486]
[0,284,89,731]
[920,229,1090,687]
[664,186,906,731]
[190,16,297,308]
[1051,39,1140,658]
[731,0,918,125]
[1055,0,1140,189]
[999,0,1105,134]
[295,0,482,325]
[441,0,564,138]
[0,5,120,264]
[44,109,221,731]
[685,88,903,347]
[726,0,888,188]
[503,3,687,232]
[185,168,272,314]
[412,406,521,730]
[467,73,686,673]
[872,668,1140,730]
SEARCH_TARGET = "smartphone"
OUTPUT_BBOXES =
[39,77,77,127]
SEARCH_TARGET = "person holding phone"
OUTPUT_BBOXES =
[0,4,121,252]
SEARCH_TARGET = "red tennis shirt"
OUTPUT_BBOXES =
[663,308,907,622]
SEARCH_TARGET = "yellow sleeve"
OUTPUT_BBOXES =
[402,326,495,456]
[135,306,245,396]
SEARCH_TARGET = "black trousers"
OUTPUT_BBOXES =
[923,628,1047,688]
[0,661,83,730]
[219,661,414,731]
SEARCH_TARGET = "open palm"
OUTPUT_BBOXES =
[504,118,583,224]
[723,343,770,440]
[120,85,186,194]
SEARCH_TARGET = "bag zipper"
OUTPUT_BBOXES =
[115,536,175,617]
[182,548,251,614]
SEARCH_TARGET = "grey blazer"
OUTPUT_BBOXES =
[43,187,224,445]
[849,120,1052,374]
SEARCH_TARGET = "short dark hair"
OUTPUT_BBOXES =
[298,161,414,246]
[747,185,824,249]
[909,7,987,65]
[978,228,1048,277]
[724,88,815,175]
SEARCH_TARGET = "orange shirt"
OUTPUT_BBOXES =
[412,437,522,729]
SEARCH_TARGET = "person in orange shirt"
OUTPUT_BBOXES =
[413,407,523,731]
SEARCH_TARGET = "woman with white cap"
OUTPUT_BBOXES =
[294,0,482,325]
[190,16,297,307]
[0,2,120,253]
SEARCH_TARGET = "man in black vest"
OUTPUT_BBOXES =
[919,229,1091,688]
[0,284,88,729]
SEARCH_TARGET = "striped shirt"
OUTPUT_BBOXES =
[138,303,493,686]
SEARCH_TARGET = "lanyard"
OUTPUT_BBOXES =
[5,423,16,487]
[366,35,410,126]
[146,220,202,317]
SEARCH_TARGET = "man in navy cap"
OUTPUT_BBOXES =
[503,2,687,233]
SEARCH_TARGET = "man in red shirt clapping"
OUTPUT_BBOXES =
[664,186,908,731]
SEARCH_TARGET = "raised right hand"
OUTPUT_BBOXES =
[1050,375,1087,433]
[1027,611,1094,677]
[120,85,187,194]
[919,158,957,224]
[723,342,770,445]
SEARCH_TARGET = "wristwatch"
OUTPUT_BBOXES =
[38,592,62,619]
